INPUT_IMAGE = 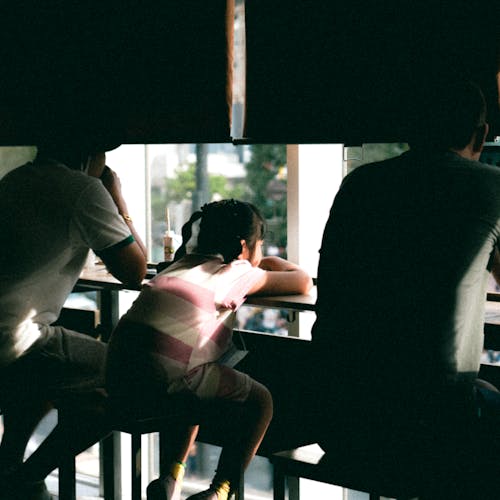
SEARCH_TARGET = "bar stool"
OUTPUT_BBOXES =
[108,397,246,500]
[270,443,421,500]
[112,411,192,500]
[54,307,101,500]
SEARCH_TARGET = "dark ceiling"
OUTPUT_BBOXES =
[0,1,498,145]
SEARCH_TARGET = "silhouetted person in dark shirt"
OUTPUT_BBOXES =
[312,80,500,498]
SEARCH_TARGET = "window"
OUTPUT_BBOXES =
[0,141,405,499]
[8,139,497,499]
[103,141,345,498]
[107,143,288,263]
[106,142,293,498]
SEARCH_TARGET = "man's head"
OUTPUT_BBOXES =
[35,137,121,172]
[35,143,93,171]
[409,80,488,157]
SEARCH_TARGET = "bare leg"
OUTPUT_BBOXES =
[146,424,200,500]
[160,424,199,476]
[184,380,273,499]
[212,380,273,489]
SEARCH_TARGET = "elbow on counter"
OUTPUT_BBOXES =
[299,272,314,295]
[119,262,147,289]
[99,241,148,289]
[103,258,147,290]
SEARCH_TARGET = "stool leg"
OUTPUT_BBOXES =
[58,409,76,500]
[131,432,142,500]
[159,430,168,478]
[102,431,122,500]
[234,468,245,500]
[58,456,76,500]
[287,476,300,500]
[273,465,286,500]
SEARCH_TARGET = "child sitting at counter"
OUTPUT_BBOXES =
[105,199,312,500]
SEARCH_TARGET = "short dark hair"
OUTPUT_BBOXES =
[36,136,121,171]
[35,143,91,170]
[409,80,487,151]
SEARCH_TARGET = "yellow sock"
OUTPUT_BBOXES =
[170,461,186,481]
[213,479,231,500]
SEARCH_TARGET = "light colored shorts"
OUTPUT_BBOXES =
[168,363,253,402]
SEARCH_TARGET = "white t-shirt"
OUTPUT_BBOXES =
[0,159,132,367]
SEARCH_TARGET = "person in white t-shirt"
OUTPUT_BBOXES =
[0,139,147,500]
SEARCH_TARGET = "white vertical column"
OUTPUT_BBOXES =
[144,145,152,259]
[287,144,343,275]
[106,145,148,258]
[287,144,344,339]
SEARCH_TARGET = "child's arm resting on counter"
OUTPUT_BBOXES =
[248,256,313,296]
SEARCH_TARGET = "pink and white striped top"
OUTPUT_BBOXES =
[120,254,265,381]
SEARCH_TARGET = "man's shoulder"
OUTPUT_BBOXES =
[439,152,500,185]
[341,153,405,189]
[41,160,106,194]
[347,149,500,178]
[0,160,88,194]
[9,159,94,184]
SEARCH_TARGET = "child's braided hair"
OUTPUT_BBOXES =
[174,199,265,263]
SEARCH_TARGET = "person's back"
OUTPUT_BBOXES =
[314,151,500,404]
[0,160,120,363]
[311,83,500,482]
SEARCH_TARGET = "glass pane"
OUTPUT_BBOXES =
[106,143,288,264]
[64,291,98,310]
[236,305,291,336]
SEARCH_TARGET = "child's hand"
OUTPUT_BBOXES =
[250,256,313,295]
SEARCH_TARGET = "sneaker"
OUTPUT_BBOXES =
[146,476,182,500]
[185,489,219,500]
[185,488,233,500]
